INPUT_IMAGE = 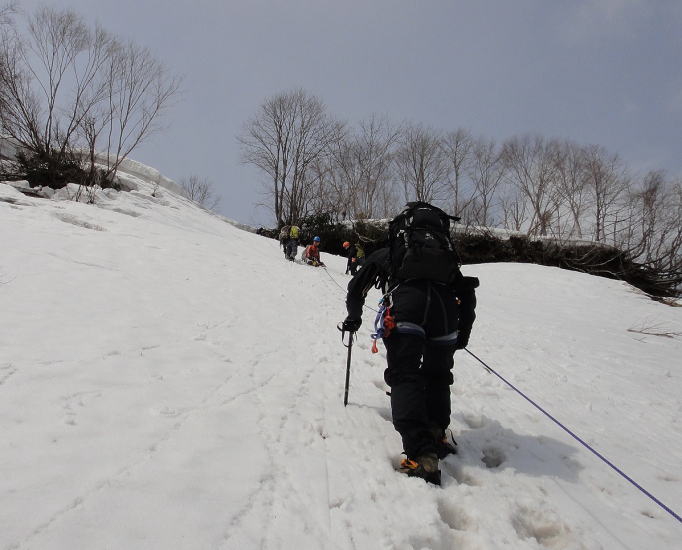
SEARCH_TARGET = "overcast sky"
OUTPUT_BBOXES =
[19,0,682,225]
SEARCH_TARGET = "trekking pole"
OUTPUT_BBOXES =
[338,324,355,406]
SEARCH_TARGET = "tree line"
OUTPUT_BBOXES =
[239,89,681,290]
[0,3,178,193]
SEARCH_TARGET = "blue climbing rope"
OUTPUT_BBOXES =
[464,348,681,524]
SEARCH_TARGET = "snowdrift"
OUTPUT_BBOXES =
[1,172,680,549]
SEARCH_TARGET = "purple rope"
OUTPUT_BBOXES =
[464,348,681,524]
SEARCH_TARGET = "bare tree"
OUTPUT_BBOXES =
[375,179,401,218]
[628,172,682,277]
[327,114,399,219]
[582,145,629,242]
[303,155,340,219]
[354,115,399,218]
[239,91,294,225]
[0,2,14,22]
[663,180,682,279]
[499,185,529,232]
[180,175,221,211]
[0,8,37,144]
[441,128,473,215]
[239,89,340,226]
[0,2,16,160]
[284,97,341,224]
[0,6,178,189]
[98,40,179,184]
[3,8,111,182]
[0,7,90,184]
[552,140,590,239]
[502,135,559,236]
[326,125,361,218]
[395,123,447,204]
[466,137,505,227]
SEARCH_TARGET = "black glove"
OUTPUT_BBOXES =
[455,329,470,350]
[341,317,361,332]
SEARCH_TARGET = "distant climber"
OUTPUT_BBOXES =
[285,225,300,261]
[355,242,365,266]
[343,241,359,275]
[302,236,325,267]
[279,224,300,261]
[278,224,291,258]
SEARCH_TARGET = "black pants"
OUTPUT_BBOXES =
[383,281,458,459]
[285,239,298,260]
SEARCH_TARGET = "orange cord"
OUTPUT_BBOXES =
[400,458,418,470]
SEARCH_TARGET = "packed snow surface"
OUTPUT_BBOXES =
[1,175,681,550]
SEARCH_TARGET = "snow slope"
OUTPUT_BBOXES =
[1,177,681,550]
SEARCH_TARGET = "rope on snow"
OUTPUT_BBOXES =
[464,348,681,524]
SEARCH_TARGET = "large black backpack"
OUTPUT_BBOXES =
[388,202,461,284]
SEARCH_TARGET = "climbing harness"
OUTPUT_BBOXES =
[370,286,402,353]
[370,299,395,353]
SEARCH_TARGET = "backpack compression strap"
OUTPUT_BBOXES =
[403,201,461,223]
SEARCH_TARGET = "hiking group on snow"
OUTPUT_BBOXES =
[278,226,326,267]
[281,202,479,486]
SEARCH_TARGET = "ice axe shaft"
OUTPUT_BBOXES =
[344,335,353,406]
[338,323,354,407]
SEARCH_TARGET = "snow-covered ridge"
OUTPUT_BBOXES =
[1,166,680,549]
[0,141,260,235]
[0,136,182,196]
[92,152,183,196]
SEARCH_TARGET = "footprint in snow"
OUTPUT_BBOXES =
[461,413,489,430]
[149,406,182,417]
[510,504,573,548]
[62,391,102,425]
[437,498,474,531]
[657,473,680,482]
[481,446,506,469]
[441,460,482,486]
[0,363,17,385]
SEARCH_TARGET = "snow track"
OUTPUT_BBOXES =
[1,180,680,549]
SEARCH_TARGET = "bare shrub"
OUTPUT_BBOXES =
[0,5,178,191]
[180,175,220,211]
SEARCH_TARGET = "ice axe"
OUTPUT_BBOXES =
[337,323,355,406]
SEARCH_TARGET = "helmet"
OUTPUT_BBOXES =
[342,241,350,248]
[313,236,321,243]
